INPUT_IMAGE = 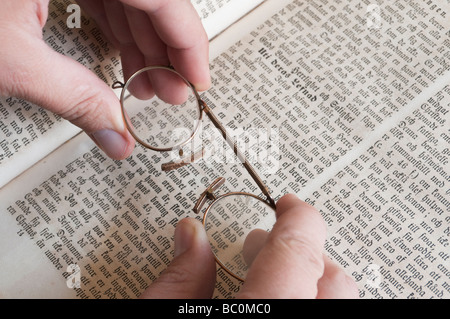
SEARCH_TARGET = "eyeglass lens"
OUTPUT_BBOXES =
[121,67,201,151]
[204,193,276,280]
[121,67,277,281]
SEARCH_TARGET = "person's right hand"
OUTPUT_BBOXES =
[139,194,359,299]
[238,194,359,298]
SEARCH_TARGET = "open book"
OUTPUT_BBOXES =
[1,0,449,299]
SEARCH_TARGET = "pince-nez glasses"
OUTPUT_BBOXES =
[113,66,277,281]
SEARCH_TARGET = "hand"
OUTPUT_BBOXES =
[0,0,210,160]
[139,194,359,299]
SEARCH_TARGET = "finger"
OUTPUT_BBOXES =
[238,194,327,299]
[101,0,144,79]
[243,229,269,267]
[123,5,168,66]
[122,5,164,99]
[76,0,120,48]
[78,0,150,99]
[119,0,211,91]
[1,27,134,160]
[123,5,187,101]
[78,0,146,85]
[146,68,189,105]
[0,0,135,160]
[316,256,359,299]
[139,218,216,299]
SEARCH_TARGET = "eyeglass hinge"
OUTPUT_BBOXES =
[199,99,209,112]
[206,190,216,201]
[192,177,225,214]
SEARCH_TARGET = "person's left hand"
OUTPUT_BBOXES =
[0,0,210,160]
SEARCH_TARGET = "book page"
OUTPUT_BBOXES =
[203,0,450,298]
[1,0,449,299]
[192,0,266,39]
[315,82,450,299]
[0,129,238,298]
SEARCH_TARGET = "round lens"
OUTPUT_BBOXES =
[120,66,202,151]
[203,193,276,281]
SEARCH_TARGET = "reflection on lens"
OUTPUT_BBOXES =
[203,193,276,281]
[121,67,201,151]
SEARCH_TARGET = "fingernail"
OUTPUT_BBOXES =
[91,129,128,160]
[174,218,196,257]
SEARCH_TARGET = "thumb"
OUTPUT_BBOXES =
[1,28,134,159]
[139,218,216,299]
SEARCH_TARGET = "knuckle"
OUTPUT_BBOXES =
[157,264,195,286]
[59,89,105,131]
[0,64,32,98]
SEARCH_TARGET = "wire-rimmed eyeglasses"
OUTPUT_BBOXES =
[113,66,277,281]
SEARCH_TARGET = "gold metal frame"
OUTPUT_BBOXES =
[113,66,203,152]
[193,176,275,281]
[113,66,276,281]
